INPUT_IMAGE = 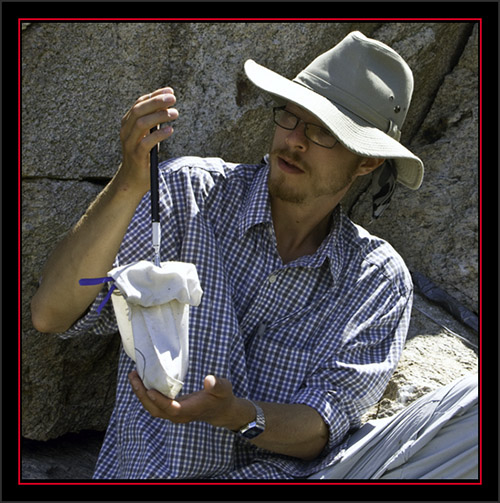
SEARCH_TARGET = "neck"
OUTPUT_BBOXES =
[271,196,338,264]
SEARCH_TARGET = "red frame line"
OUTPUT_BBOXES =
[18,16,483,487]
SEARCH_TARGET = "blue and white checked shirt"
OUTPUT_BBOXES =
[64,156,413,479]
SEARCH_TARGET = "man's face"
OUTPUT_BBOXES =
[268,103,367,206]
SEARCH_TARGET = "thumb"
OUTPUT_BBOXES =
[203,375,232,398]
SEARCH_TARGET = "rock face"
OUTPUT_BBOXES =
[22,180,121,439]
[21,22,479,444]
[362,292,478,423]
[350,23,479,314]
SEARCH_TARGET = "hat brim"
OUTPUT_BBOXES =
[245,59,424,190]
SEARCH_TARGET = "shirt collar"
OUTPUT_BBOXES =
[238,156,345,282]
[288,206,344,279]
[238,158,273,238]
[316,207,345,282]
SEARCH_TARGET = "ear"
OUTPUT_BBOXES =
[356,157,386,176]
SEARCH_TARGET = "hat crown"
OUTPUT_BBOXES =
[294,31,414,139]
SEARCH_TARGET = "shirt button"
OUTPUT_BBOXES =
[268,274,277,284]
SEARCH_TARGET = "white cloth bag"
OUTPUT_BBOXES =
[109,260,203,399]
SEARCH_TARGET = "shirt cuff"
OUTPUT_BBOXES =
[56,287,116,339]
[292,387,351,452]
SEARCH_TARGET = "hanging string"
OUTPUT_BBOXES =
[78,276,116,314]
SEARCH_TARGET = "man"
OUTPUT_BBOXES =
[31,31,470,479]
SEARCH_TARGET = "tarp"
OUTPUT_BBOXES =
[309,372,478,479]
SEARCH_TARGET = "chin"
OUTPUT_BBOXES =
[268,172,307,204]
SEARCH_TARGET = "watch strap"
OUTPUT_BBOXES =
[238,399,266,438]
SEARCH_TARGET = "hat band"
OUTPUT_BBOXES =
[293,71,402,141]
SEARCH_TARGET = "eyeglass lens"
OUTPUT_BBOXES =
[273,107,337,148]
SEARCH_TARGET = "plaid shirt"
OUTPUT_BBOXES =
[64,156,413,479]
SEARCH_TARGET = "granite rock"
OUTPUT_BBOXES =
[349,24,479,313]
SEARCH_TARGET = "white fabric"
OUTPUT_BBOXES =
[109,260,203,399]
[380,403,478,479]
[309,372,478,479]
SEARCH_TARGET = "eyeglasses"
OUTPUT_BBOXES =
[272,106,338,149]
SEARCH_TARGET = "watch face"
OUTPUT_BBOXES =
[239,401,266,439]
[241,424,265,439]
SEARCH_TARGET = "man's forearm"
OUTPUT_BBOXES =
[234,400,329,461]
[31,88,178,334]
[31,171,145,333]
[130,372,329,461]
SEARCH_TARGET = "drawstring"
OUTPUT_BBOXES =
[78,276,117,314]
[370,159,397,222]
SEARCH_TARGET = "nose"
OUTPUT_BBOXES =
[285,120,309,151]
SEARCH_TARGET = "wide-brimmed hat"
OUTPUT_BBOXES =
[244,31,424,190]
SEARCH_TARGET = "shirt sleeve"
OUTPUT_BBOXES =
[292,269,414,453]
[56,285,119,339]
[56,156,228,340]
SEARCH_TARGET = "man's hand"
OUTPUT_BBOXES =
[117,87,179,197]
[128,370,255,430]
[30,88,179,334]
[129,370,329,460]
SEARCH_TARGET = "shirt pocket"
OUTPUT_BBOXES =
[245,330,314,403]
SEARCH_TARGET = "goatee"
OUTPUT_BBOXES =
[268,149,311,204]
[268,148,356,205]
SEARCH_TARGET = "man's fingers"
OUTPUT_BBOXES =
[204,375,217,391]
[129,371,186,420]
[129,371,238,427]
[128,371,164,416]
[137,87,175,103]
[128,370,149,399]
[122,110,178,163]
[121,89,177,143]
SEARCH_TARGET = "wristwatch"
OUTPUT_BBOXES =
[238,399,266,439]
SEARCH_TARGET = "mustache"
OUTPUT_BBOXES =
[270,149,310,173]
